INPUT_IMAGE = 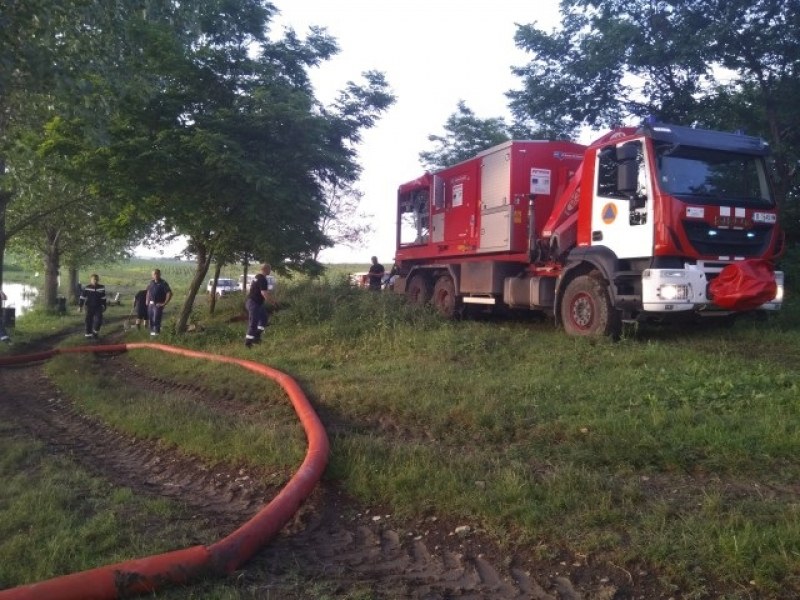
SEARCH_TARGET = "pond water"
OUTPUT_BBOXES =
[1,283,39,317]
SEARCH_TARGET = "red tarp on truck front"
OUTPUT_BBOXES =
[709,259,777,311]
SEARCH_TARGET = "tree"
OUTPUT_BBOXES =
[0,0,168,292]
[44,4,395,332]
[419,101,511,171]
[4,96,136,308]
[312,181,372,262]
[0,1,85,291]
[508,0,800,233]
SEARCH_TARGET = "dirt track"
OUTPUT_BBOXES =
[0,343,650,599]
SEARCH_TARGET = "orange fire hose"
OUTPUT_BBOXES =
[0,343,330,600]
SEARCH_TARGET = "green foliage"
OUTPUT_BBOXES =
[419,101,511,171]
[39,6,395,270]
[1,0,395,331]
[278,276,438,333]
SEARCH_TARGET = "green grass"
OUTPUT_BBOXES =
[0,422,215,588]
[44,351,306,471]
[2,255,800,597]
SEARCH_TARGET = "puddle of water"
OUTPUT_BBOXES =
[1,283,39,317]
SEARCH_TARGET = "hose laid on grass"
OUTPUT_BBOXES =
[0,343,330,600]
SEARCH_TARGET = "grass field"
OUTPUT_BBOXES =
[1,253,799,598]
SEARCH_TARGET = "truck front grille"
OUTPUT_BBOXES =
[682,221,772,258]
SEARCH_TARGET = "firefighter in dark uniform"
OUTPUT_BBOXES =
[146,269,172,336]
[133,289,148,329]
[368,256,385,290]
[79,273,107,339]
[245,263,275,348]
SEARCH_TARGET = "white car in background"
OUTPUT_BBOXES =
[207,278,238,297]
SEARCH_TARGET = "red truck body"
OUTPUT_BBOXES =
[396,140,586,261]
[393,122,784,336]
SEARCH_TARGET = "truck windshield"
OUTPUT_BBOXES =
[655,143,773,207]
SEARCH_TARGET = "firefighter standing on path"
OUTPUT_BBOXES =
[245,263,275,348]
[79,274,106,339]
[146,269,172,336]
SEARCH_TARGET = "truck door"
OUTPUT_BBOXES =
[591,140,654,258]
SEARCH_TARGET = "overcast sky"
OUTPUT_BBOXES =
[139,1,564,263]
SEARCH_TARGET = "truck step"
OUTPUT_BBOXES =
[613,271,640,280]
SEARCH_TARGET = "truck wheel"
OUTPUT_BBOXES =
[433,275,459,318]
[560,272,621,337]
[406,275,431,305]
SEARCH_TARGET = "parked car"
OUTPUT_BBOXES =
[207,278,238,297]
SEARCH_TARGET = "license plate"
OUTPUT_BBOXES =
[715,215,750,228]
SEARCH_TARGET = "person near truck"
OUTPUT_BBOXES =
[245,263,275,348]
[0,290,10,343]
[368,256,385,291]
[79,273,107,339]
[146,269,172,336]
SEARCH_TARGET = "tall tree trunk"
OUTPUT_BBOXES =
[208,262,223,315]
[240,257,250,291]
[0,160,8,290]
[43,228,61,309]
[176,242,213,333]
[67,266,80,305]
[0,193,6,291]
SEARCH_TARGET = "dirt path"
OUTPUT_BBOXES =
[0,346,645,599]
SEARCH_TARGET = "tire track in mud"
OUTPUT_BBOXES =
[0,351,631,599]
[0,360,272,536]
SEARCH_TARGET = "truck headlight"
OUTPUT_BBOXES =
[773,272,785,302]
[658,284,690,301]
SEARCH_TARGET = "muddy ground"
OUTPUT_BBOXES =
[0,335,673,599]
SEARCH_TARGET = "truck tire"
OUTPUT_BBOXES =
[432,275,459,318]
[560,272,621,337]
[406,274,431,305]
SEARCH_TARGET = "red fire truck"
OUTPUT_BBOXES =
[393,121,784,336]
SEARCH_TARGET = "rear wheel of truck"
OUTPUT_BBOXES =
[561,272,621,338]
[406,274,431,305]
[432,275,459,318]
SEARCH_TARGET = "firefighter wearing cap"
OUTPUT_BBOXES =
[79,274,107,339]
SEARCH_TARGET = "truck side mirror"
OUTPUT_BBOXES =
[616,142,639,195]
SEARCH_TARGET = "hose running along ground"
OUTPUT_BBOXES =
[0,343,330,600]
